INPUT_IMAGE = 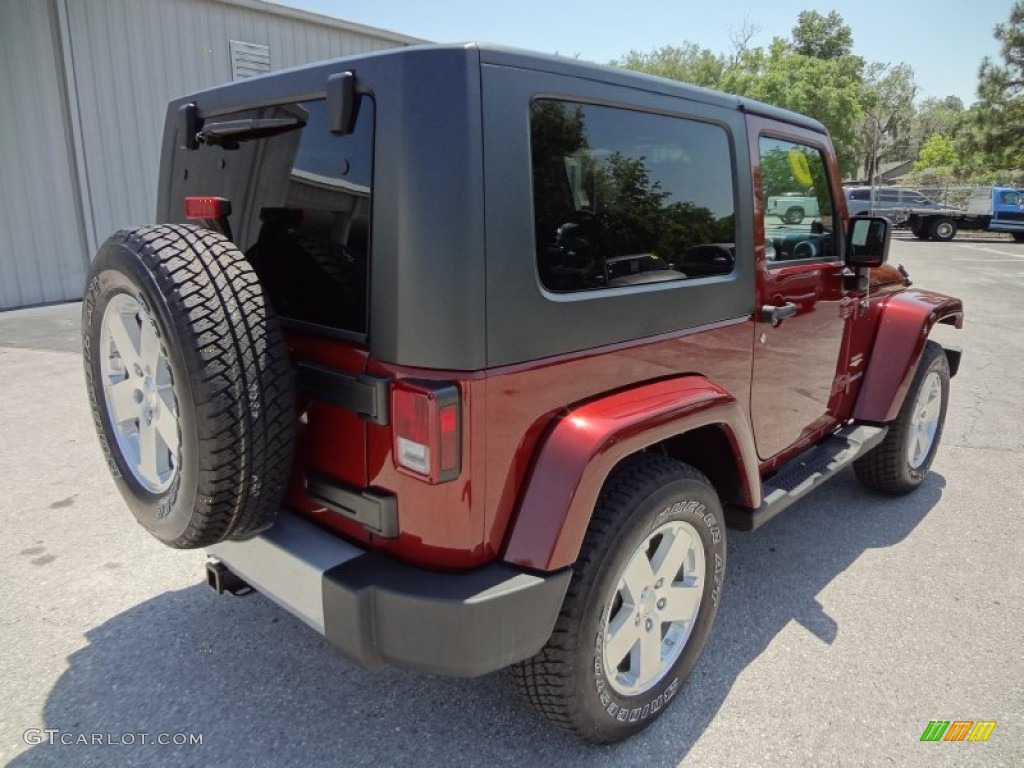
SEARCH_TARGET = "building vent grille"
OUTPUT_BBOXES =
[230,40,271,80]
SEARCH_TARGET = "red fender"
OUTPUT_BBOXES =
[503,376,760,571]
[854,290,963,423]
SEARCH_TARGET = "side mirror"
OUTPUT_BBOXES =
[327,71,359,135]
[846,216,890,268]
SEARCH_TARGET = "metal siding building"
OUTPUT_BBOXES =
[0,0,419,310]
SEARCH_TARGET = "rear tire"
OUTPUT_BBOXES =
[83,224,296,548]
[1012,232,1024,243]
[929,217,957,242]
[510,455,726,743]
[854,341,949,495]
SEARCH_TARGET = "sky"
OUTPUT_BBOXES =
[274,0,1014,106]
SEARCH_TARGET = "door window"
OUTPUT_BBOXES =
[759,137,837,263]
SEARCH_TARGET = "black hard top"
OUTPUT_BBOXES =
[161,42,821,370]
[177,42,827,135]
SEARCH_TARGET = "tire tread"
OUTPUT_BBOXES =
[89,224,295,547]
[509,454,711,740]
[854,340,948,495]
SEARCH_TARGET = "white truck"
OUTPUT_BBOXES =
[766,192,820,224]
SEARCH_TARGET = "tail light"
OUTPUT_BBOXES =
[184,196,231,219]
[391,381,461,484]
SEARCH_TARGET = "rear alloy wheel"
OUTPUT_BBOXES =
[601,519,705,697]
[83,224,296,548]
[854,341,950,494]
[930,217,957,242]
[510,455,726,743]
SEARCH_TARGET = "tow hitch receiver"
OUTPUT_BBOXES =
[206,560,254,596]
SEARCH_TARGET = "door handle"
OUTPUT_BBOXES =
[760,302,799,323]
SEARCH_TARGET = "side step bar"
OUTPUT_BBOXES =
[724,423,888,532]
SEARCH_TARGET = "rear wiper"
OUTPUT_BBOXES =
[196,117,305,149]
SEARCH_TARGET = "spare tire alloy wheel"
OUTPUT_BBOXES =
[784,206,805,224]
[511,456,726,743]
[83,224,296,549]
[99,293,181,494]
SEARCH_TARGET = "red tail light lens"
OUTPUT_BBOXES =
[392,381,461,484]
[439,404,458,473]
[184,196,231,219]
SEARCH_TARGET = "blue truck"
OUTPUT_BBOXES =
[906,186,1024,242]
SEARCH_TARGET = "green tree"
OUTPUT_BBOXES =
[858,62,918,181]
[722,40,865,173]
[790,10,854,60]
[614,10,950,179]
[907,96,965,161]
[913,96,965,140]
[612,44,727,89]
[966,1,1024,170]
[913,134,958,171]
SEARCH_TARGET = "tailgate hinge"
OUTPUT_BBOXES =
[297,363,389,425]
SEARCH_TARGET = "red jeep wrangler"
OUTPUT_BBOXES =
[82,44,963,743]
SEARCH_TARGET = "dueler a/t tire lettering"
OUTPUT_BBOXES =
[82,224,295,548]
[510,455,726,743]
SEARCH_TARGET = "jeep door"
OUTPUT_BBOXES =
[747,116,852,461]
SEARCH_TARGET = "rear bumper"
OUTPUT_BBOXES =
[207,512,571,677]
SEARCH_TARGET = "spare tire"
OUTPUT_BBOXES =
[83,224,295,548]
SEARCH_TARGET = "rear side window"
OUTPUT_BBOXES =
[529,100,736,292]
[848,189,869,201]
[181,98,374,336]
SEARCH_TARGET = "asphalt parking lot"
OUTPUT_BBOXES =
[1,235,1021,767]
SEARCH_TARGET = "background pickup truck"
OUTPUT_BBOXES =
[905,186,1024,242]
[766,192,820,224]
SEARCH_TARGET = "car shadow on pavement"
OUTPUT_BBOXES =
[11,469,943,768]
